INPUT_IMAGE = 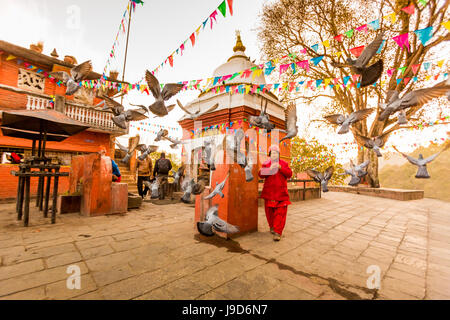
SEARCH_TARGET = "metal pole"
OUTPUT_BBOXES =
[121,3,133,105]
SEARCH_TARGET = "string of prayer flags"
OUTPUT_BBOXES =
[414,26,433,46]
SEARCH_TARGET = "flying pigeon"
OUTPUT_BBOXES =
[112,109,148,130]
[155,129,168,142]
[379,82,450,122]
[171,165,185,186]
[50,60,93,95]
[324,108,374,134]
[204,172,230,200]
[99,94,125,115]
[203,138,216,171]
[115,137,140,164]
[225,128,247,167]
[181,178,205,203]
[279,103,298,142]
[137,144,158,161]
[177,100,219,120]
[131,70,184,117]
[197,204,240,237]
[244,142,254,182]
[394,145,449,179]
[355,132,390,157]
[331,32,384,87]
[341,160,370,186]
[249,98,275,132]
[306,167,334,192]
[162,135,188,149]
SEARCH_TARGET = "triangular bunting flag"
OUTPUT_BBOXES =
[437,60,444,68]
[442,21,450,32]
[414,26,433,46]
[368,19,380,30]
[423,62,431,70]
[311,44,319,52]
[310,56,324,66]
[322,40,330,48]
[384,12,397,24]
[398,66,407,74]
[411,64,420,75]
[376,40,385,54]
[396,78,402,85]
[334,51,343,58]
[279,64,290,74]
[218,0,227,17]
[227,0,233,15]
[210,10,218,29]
[296,60,310,72]
[356,24,368,34]
[190,33,195,46]
[350,45,365,58]
[343,76,351,86]
[6,55,16,61]
[202,18,209,29]
[392,33,410,52]
[334,34,343,42]
[387,68,395,77]
[401,3,415,15]
[345,29,354,38]
[316,79,323,88]
[404,77,411,85]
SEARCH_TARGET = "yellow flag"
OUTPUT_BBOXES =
[383,12,397,24]
[245,85,251,94]
[437,60,444,68]
[322,40,330,48]
[252,69,263,80]
[442,21,450,32]
[206,78,214,85]
[425,75,431,81]
[6,55,16,61]
[196,26,201,36]
[334,51,343,58]
[324,78,331,87]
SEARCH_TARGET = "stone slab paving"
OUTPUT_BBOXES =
[0,192,449,300]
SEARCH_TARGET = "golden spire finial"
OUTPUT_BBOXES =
[233,30,246,52]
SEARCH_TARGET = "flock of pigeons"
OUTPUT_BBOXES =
[51,36,450,236]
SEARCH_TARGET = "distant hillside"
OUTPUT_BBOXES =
[379,143,450,202]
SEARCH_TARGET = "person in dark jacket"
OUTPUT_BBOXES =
[153,153,172,199]
[258,145,292,241]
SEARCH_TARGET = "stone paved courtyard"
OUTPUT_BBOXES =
[0,192,449,300]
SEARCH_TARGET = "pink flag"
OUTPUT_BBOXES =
[280,64,290,74]
[411,64,420,75]
[180,43,185,55]
[393,33,410,52]
[387,69,395,77]
[296,60,309,72]
[300,48,307,54]
[352,74,360,82]
[356,24,368,34]
[210,10,218,29]
[401,3,415,15]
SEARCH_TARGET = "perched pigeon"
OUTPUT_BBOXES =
[203,139,216,171]
[50,60,92,95]
[137,144,158,161]
[355,132,390,157]
[394,145,449,179]
[204,172,229,200]
[112,109,148,130]
[197,204,240,237]
[177,100,219,120]
[249,98,275,132]
[131,70,184,117]
[379,82,450,122]
[279,103,298,142]
[324,108,374,134]
[155,129,168,142]
[331,32,384,87]
[181,179,205,203]
[115,137,140,164]
[306,167,334,192]
[341,160,370,186]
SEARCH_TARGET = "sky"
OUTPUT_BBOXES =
[0,0,448,164]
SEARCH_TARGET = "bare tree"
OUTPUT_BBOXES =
[258,0,449,187]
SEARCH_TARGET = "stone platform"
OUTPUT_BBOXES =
[328,186,424,201]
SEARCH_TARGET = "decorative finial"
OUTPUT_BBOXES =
[233,30,246,52]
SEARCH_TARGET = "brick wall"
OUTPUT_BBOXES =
[0,164,70,200]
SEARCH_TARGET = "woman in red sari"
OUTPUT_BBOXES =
[258,145,293,241]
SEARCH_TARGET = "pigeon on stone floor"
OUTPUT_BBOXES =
[394,144,449,179]
[306,167,334,192]
[249,98,275,132]
[379,82,450,122]
[197,204,240,237]
[177,100,219,120]
[50,60,93,95]
[137,144,158,161]
[130,70,184,117]
[144,179,159,198]
[340,160,370,186]
[279,102,298,142]
[155,129,168,142]
[115,137,140,164]
[355,132,390,157]
[204,172,230,200]
[331,32,384,87]
[202,138,216,171]
[324,108,374,134]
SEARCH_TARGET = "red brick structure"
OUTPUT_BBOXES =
[0,40,127,200]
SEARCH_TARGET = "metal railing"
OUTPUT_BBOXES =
[259,178,321,199]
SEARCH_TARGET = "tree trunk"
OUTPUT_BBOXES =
[365,149,380,188]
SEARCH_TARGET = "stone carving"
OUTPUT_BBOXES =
[17,68,45,93]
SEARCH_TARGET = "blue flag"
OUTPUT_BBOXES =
[311,44,319,52]
[368,19,380,30]
[414,26,433,46]
[310,56,324,66]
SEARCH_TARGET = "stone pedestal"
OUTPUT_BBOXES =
[111,183,128,214]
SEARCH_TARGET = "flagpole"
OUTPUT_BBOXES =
[121,2,133,105]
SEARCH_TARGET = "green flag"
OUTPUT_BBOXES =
[218,1,227,17]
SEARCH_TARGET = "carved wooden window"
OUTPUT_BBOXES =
[17,69,45,93]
